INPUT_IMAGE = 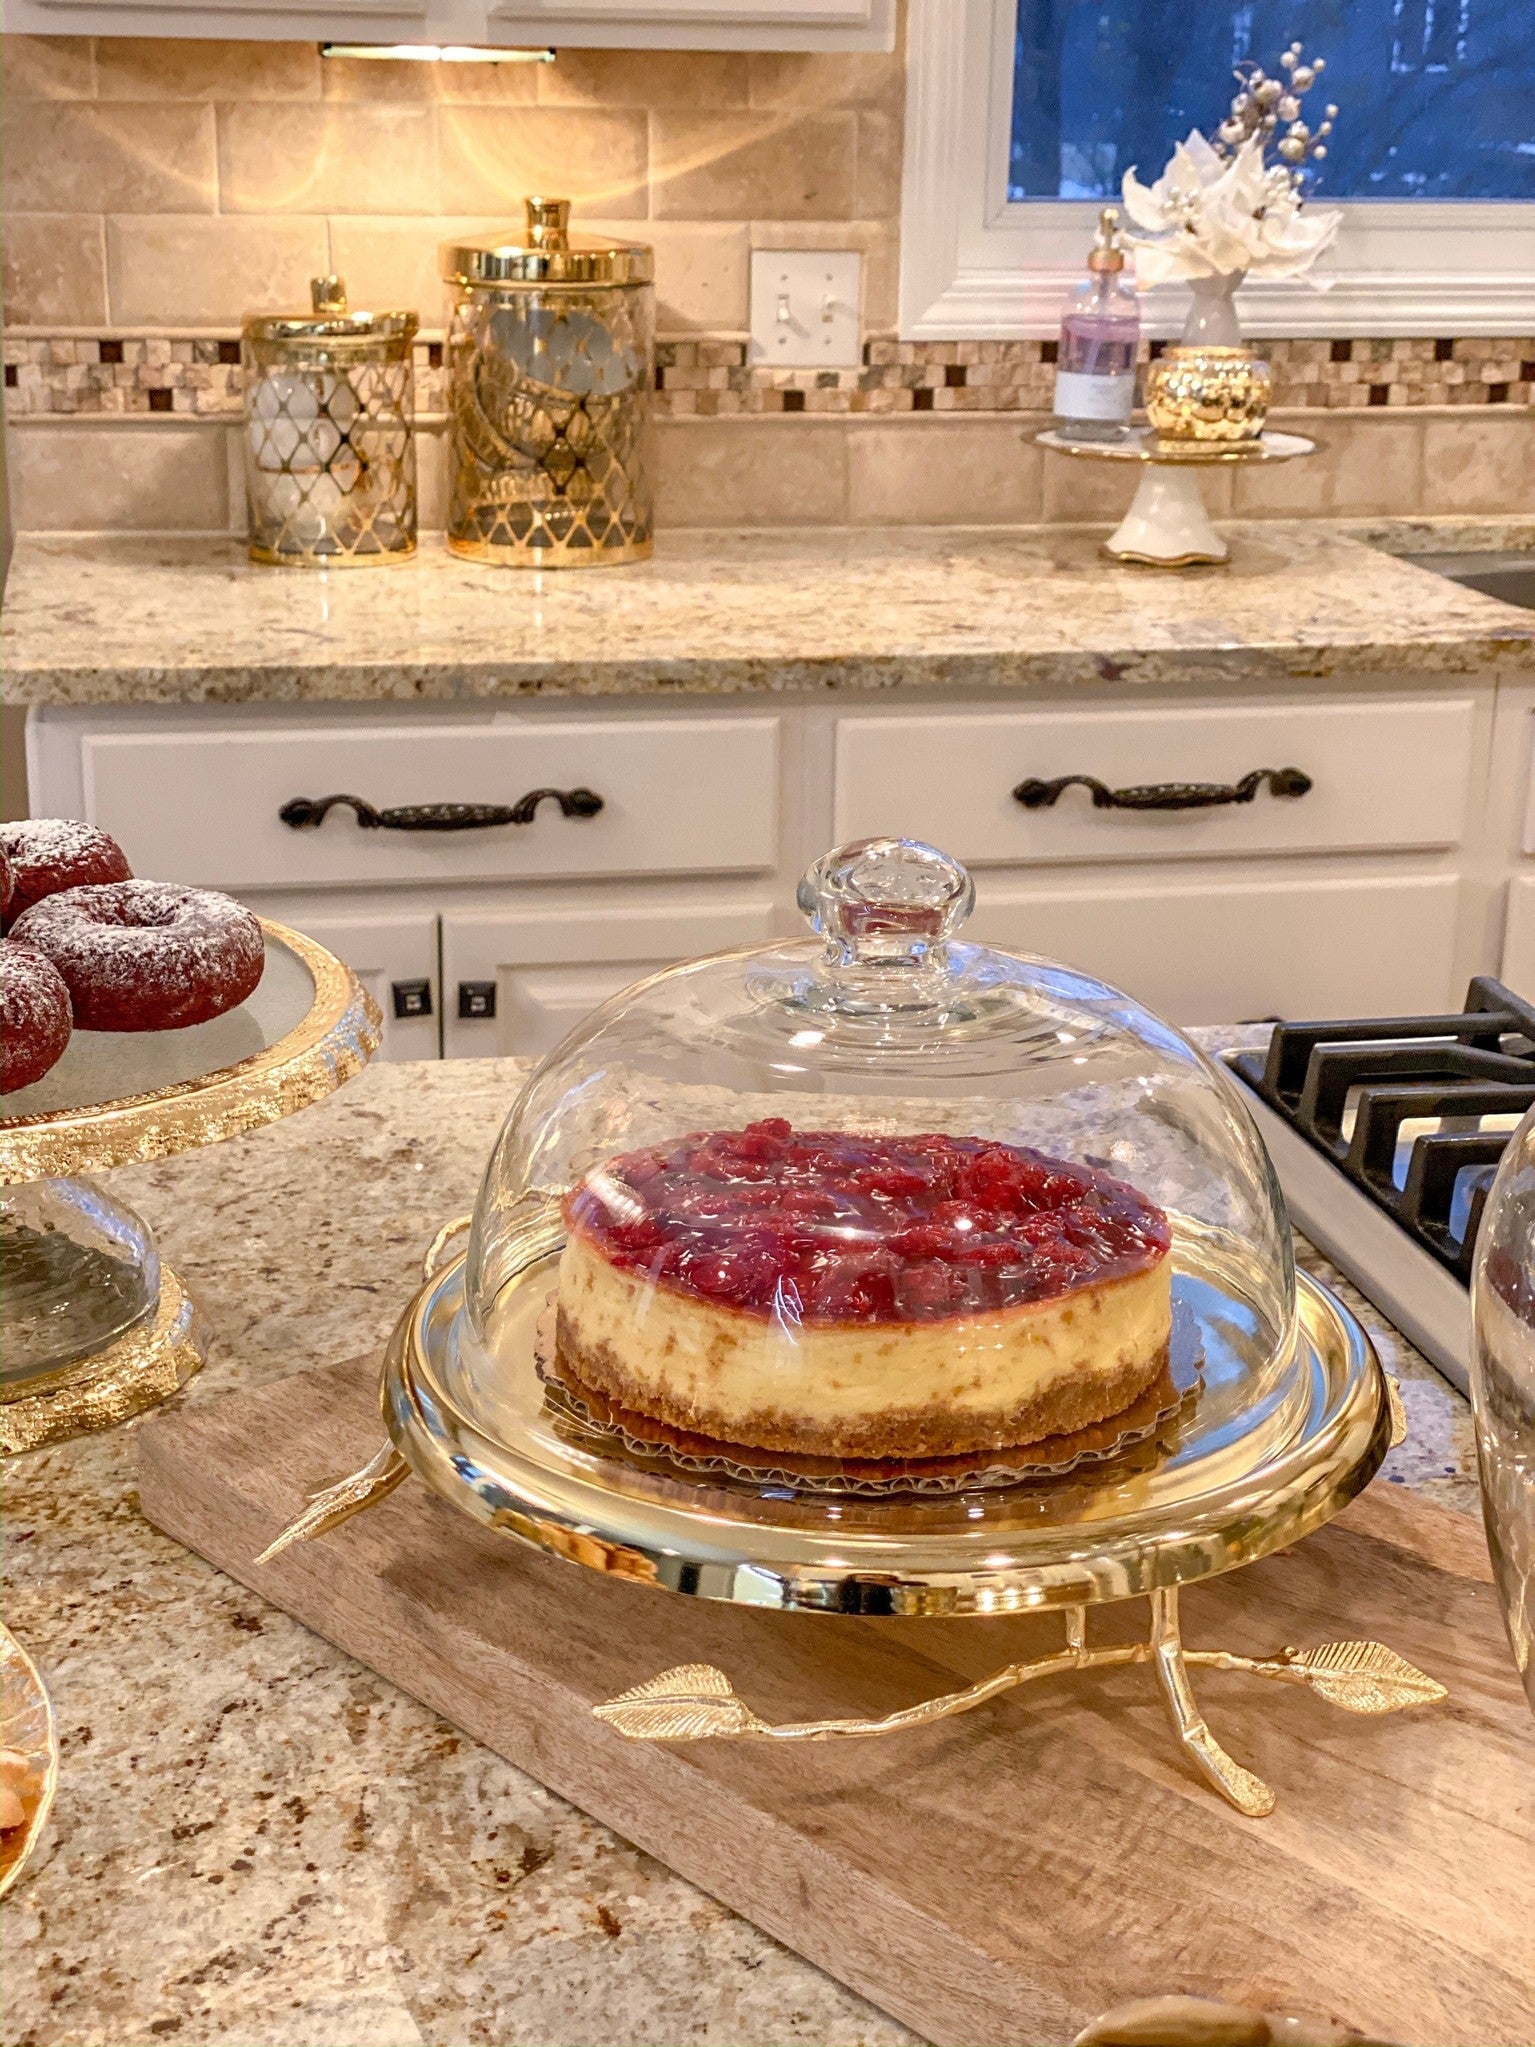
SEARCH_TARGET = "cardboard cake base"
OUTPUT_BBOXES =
[137,1356,1535,2047]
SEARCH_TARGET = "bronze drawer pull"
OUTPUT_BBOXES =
[1012,767,1313,813]
[278,788,605,832]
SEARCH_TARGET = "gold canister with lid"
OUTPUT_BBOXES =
[242,277,418,567]
[441,200,654,569]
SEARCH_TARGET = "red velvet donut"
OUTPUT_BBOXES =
[10,882,264,1033]
[0,850,14,926]
[0,819,132,927]
[2,939,74,1092]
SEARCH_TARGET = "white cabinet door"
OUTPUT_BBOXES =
[16,0,425,22]
[290,911,441,1063]
[969,872,1463,1024]
[1502,877,1535,1000]
[485,0,894,48]
[441,897,776,1058]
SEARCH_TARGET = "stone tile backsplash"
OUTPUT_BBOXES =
[2,23,1531,533]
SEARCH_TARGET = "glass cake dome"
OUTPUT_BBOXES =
[462,837,1299,1466]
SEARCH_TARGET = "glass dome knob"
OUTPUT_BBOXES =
[797,837,976,969]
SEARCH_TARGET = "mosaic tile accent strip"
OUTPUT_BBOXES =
[5,333,1533,421]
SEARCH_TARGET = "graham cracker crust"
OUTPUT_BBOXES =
[553,1307,1167,1459]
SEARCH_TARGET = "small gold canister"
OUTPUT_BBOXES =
[242,277,417,567]
[442,200,654,569]
[1144,345,1273,444]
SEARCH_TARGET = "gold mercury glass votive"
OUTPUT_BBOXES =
[1144,345,1273,444]
[242,276,418,567]
[441,199,654,569]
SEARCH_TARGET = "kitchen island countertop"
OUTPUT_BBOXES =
[1,1041,1486,2047]
[4,519,1533,710]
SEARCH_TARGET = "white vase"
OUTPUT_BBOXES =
[1181,271,1246,347]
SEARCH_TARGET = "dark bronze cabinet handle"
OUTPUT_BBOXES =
[1012,766,1313,813]
[278,788,605,833]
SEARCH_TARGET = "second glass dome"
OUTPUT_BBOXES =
[466,838,1297,1436]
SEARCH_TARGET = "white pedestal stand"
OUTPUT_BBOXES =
[1037,429,1317,568]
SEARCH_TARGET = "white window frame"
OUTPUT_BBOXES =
[900,0,1535,338]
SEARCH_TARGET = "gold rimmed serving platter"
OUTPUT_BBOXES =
[2,922,381,1453]
[261,1207,1441,1816]
[0,920,381,1185]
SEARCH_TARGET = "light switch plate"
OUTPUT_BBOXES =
[749,251,862,369]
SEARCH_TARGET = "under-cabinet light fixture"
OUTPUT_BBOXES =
[319,43,555,63]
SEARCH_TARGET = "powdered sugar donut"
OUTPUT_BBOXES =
[0,850,14,926]
[10,881,264,1032]
[2,939,73,1092]
[0,818,131,927]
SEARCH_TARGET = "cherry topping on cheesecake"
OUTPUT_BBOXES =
[563,1121,1170,1325]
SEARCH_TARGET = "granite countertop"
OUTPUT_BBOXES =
[4,519,1533,710]
[2,1045,1483,2047]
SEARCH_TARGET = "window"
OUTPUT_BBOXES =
[1008,1,1535,202]
[900,0,1535,337]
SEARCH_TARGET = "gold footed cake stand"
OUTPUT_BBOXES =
[1036,427,1316,567]
[261,1205,1435,1819]
[0,920,380,1455]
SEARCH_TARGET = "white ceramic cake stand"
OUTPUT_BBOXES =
[1036,428,1316,567]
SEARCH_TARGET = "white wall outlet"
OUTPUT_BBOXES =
[748,251,863,370]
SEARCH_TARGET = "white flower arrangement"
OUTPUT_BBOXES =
[1120,44,1342,288]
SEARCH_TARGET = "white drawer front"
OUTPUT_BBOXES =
[81,717,780,891]
[834,700,1476,865]
[969,873,1462,1022]
[292,911,441,1063]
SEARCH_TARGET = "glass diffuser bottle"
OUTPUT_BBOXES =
[1052,206,1140,444]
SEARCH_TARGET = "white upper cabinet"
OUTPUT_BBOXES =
[8,0,894,47]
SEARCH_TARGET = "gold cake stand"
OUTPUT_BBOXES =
[0,920,381,1454]
[263,1205,1435,1819]
[1036,427,1317,567]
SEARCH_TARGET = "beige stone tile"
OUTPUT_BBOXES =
[7,421,227,532]
[626,220,747,333]
[328,215,510,328]
[537,48,747,108]
[651,111,856,221]
[1327,416,1423,516]
[217,103,437,215]
[852,109,902,222]
[846,418,1043,524]
[95,38,318,101]
[1,213,106,326]
[1422,413,1535,513]
[1041,441,1234,523]
[1231,438,1330,516]
[2,102,216,214]
[438,107,646,218]
[654,416,846,526]
[1,34,94,101]
[750,217,896,332]
[746,47,904,114]
[106,215,329,326]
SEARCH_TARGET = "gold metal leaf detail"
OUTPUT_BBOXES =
[1280,1640,1447,1714]
[593,1663,768,1741]
[1386,1373,1408,1447]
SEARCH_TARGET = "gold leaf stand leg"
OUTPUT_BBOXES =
[1149,1588,1276,1818]
[594,1595,1446,1818]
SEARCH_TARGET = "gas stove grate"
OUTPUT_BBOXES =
[1230,975,1535,1285]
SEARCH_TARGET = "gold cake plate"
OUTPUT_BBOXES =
[1,921,381,1453]
[1036,427,1317,568]
[262,1206,1438,1818]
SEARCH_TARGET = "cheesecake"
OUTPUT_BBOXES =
[554,1120,1173,1460]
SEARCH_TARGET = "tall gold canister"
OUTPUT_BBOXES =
[441,199,654,569]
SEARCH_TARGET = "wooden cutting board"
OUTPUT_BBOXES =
[136,1356,1535,2047]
